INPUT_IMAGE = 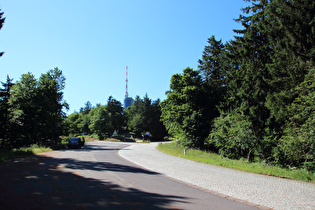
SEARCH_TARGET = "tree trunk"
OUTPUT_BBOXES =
[247,150,252,162]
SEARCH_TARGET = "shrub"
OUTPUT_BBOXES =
[208,112,257,161]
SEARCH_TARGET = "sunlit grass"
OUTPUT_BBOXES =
[157,142,315,183]
[0,144,52,162]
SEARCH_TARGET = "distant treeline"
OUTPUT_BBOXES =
[66,95,167,141]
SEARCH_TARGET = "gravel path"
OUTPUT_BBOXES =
[119,142,315,210]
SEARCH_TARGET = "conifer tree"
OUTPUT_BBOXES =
[0,9,5,57]
[224,0,272,143]
[0,76,14,147]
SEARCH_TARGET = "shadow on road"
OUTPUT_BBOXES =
[57,157,160,175]
[0,154,189,209]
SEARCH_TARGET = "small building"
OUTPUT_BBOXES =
[124,97,133,109]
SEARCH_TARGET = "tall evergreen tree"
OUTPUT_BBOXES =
[219,0,275,160]
[0,9,5,57]
[212,0,314,165]
[0,75,14,147]
[264,0,314,135]
[198,36,227,136]
[198,35,227,90]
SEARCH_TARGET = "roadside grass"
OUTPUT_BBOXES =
[157,142,315,183]
[0,135,95,162]
[0,144,52,162]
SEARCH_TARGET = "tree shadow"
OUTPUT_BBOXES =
[54,156,160,175]
[65,142,131,152]
[0,155,189,209]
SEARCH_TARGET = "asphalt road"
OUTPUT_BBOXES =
[0,141,258,209]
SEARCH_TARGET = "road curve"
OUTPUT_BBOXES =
[119,142,315,210]
[0,141,257,210]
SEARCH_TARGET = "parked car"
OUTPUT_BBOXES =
[68,137,85,148]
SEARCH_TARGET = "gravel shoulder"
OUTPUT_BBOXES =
[118,142,315,210]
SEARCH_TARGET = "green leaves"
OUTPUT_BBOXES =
[2,68,67,147]
[276,69,315,170]
[126,94,166,140]
[161,0,314,169]
[89,106,112,140]
[209,112,257,161]
[66,97,125,139]
[161,67,212,149]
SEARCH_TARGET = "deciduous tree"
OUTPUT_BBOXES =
[160,67,210,149]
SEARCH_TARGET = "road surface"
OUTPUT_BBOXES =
[0,141,257,209]
[120,142,315,210]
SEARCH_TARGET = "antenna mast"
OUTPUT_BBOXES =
[123,65,133,109]
[125,66,128,98]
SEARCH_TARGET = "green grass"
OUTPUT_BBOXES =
[157,142,315,183]
[0,144,52,162]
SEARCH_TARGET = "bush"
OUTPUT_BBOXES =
[277,113,315,171]
[208,112,257,161]
[276,70,315,171]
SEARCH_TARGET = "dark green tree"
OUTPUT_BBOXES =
[106,96,124,134]
[80,101,93,115]
[9,73,40,146]
[0,9,5,57]
[77,101,93,134]
[160,67,210,149]
[276,69,315,170]
[198,35,228,141]
[125,94,166,140]
[198,35,227,90]
[0,75,14,147]
[37,68,68,145]
[125,96,145,136]
[148,98,167,140]
[264,0,314,137]
[89,105,113,139]
[65,112,82,135]
[210,0,314,166]
[214,0,274,160]
[8,68,67,146]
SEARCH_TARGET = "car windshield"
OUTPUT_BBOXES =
[70,138,79,143]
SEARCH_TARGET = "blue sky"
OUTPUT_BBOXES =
[0,0,249,114]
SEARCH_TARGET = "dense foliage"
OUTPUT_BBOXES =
[65,94,166,141]
[160,67,212,148]
[65,97,124,140]
[126,94,167,140]
[0,68,68,147]
[160,0,314,171]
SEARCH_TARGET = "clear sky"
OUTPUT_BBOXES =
[0,0,249,114]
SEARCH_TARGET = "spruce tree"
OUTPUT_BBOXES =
[225,0,272,144]
[0,9,5,57]
[0,76,14,147]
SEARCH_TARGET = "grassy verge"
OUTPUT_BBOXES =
[0,144,52,162]
[157,142,315,183]
[0,135,107,162]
